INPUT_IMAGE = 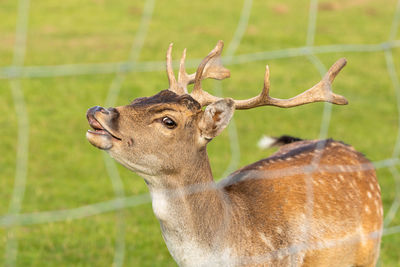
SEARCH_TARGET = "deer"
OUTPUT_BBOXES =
[86,41,383,266]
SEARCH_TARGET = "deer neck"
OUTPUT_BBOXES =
[145,149,234,264]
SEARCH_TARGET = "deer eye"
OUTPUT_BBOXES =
[162,117,177,129]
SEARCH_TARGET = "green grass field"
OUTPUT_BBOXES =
[1,0,400,265]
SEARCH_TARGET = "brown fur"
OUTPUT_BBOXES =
[221,140,382,266]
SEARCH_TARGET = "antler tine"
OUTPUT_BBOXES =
[230,65,272,110]
[166,43,177,91]
[233,58,348,109]
[326,57,347,83]
[189,40,230,106]
[261,65,270,99]
[166,43,186,95]
[177,48,191,94]
[168,41,230,97]
[192,41,224,93]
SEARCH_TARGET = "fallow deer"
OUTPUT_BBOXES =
[86,41,383,266]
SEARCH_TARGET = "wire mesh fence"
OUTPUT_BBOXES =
[1,0,400,266]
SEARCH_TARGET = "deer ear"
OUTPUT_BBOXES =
[198,98,235,142]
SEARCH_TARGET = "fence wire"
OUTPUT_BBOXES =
[2,0,400,266]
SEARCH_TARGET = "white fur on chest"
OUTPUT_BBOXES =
[151,190,171,220]
[164,237,235,267]
[150,191,235,266]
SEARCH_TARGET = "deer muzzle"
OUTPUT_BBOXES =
[86,106,121,150]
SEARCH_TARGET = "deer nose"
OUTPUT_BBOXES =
[87,106,119,120]
[98,106,109,114]
[87,106,107,115]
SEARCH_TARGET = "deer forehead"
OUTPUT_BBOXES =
[129,89,201,111]
[114,90,201,124]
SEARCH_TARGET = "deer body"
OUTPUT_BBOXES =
[144,139,382,267]
[86,41,382,266]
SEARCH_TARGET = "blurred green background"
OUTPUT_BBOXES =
[1,0,400,266]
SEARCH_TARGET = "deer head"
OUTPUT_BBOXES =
[86,41,347,184]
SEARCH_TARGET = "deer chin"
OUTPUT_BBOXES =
[86,130,114,150]
[86,131,113,150]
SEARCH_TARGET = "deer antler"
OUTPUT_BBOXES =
[232,58,348,109]
[166,41,348,109]
[166,41,230,95]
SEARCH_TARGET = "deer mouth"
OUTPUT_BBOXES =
[86,113,121,150]
[87,119,115,138]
